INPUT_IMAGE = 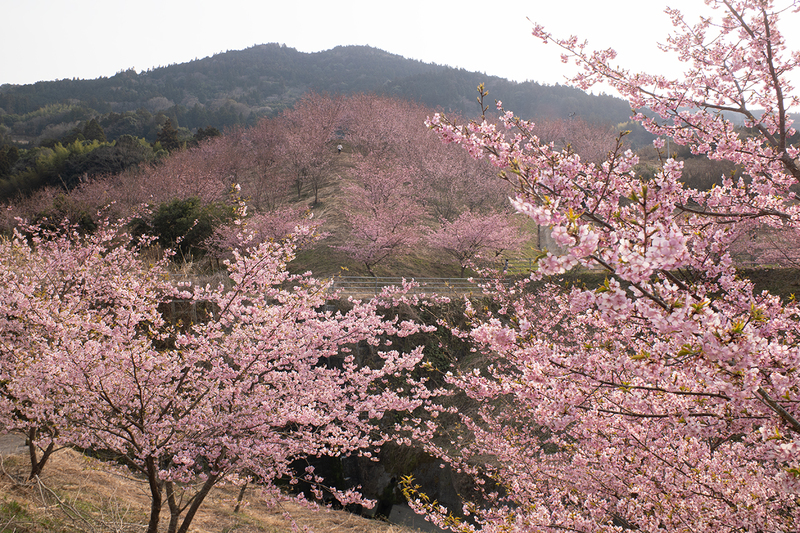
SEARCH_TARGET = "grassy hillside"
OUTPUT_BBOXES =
[0,445,421,533]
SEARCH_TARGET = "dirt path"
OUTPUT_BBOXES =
[0,432,26,455]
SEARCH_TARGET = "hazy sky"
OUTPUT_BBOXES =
[0,1,782,90]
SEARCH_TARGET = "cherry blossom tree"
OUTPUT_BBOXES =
[425,210,526,277]
[279,92,343,204]
[203,204,321,261]
[531,115,620,164]
[343,93,514,222]
[413,135,512,223]
[136,135,239,206]
[342,94,427,158]
[730,221,800,267]
[0,220,169,481]
[0,219,435,533]
[240,118,293,211]
[411,1,800,531]
[334,156,424,276]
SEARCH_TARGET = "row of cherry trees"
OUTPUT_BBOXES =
[0,219,444,533]
[400,1,800,531]
[1,89,620,276]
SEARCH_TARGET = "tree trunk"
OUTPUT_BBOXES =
[166,481,180,533]
[145,457,163,533]
[26,428,55,480]
[176,472,220,533]
[234,481,248,513]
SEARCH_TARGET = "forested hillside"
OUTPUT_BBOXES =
[0,43,633,145]
[0,43,648,203]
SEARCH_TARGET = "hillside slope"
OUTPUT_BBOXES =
[0,443,423,533]
[0,44,632,143]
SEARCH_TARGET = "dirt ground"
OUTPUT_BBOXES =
[0,437,425,533]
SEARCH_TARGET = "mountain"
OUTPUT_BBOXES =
[0,44,633,144]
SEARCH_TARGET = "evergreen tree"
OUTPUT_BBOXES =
[155,118,180,152]
[0,145,19,177]
[82,118,107,143]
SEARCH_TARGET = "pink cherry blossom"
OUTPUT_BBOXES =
[0,218,437,533]
[417,1,800,531]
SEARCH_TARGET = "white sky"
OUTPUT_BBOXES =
[1,1,792,91]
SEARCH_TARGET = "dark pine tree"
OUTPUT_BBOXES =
[82,118,107,143]
[156,118,181,152]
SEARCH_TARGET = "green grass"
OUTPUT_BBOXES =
[740,267,800,302]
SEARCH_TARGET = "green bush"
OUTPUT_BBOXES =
[135,196,235,259]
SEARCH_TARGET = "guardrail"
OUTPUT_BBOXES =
[329,276,489,298]
[168,257,780,301]
[165,274,495,299]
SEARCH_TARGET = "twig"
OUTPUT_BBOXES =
[35,474,96,530]
[757,387,800,434]
[0,513,17,531]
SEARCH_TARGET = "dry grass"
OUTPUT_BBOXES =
[0,446,424,533]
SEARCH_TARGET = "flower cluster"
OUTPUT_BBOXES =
[0,219,436,533]
[417,1,800,531]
